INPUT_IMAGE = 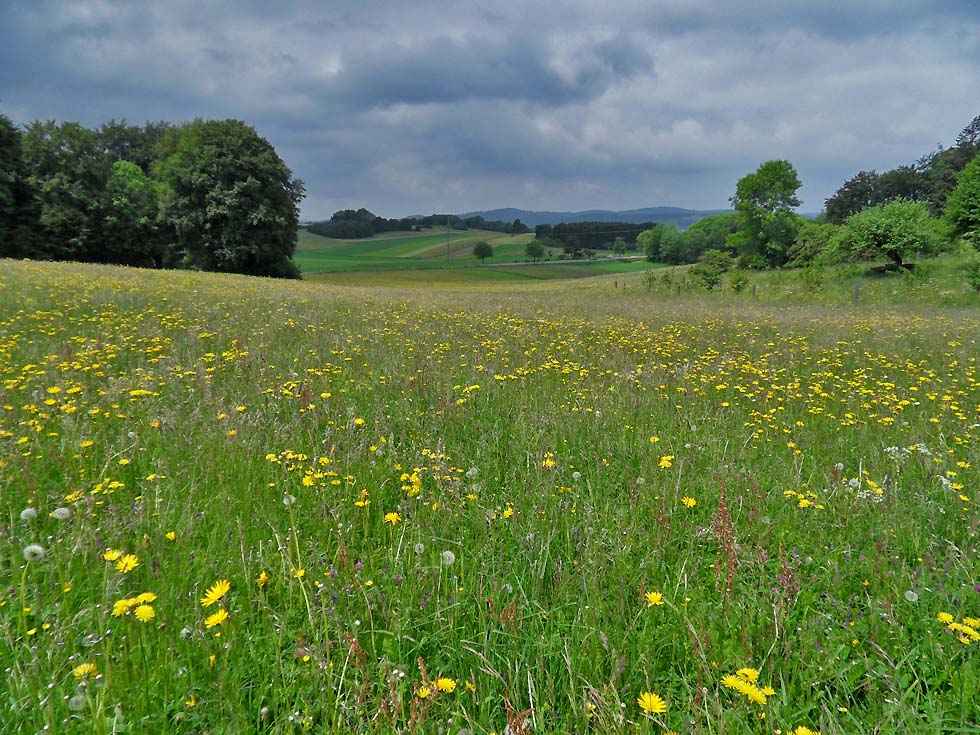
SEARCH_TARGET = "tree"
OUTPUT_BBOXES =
[525,240,545,261]
[638,223,677,262]
[825,170,879,224]
[825,198,944,268]
[787,220,838,266]
[22,120,112,261]
[0,114,40,258]
[945,154,980,244]
[730,160,802,268]
[473,240,493,262]
[511,218,528,234]
[682,212,738,262]
[101,160,164,266]
[155,119,304,278]
[97,120,171,173]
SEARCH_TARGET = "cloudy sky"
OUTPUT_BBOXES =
[2,1,978,220]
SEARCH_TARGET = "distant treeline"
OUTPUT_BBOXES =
[534,221,654,252]
[308,208,530,239]
[0,115,304,278]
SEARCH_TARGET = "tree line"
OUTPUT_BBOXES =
[307,208,529,239]
[0,115,304,278]
[635,113,980,289]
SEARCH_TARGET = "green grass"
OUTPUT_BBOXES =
[2,257,979,734]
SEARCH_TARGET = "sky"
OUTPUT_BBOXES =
[2,1,978,220]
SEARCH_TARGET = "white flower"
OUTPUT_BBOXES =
[414,543,425,554]
[441,550,456,566]
[571,471,582,481]
[282,494,296,506]
[22,544,46,562]
[847,478,861,489]
[20,507,38,521]
[51,507,72,520]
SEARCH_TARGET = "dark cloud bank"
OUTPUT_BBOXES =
[2,0,978,219]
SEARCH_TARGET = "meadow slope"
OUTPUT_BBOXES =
[2,259,979,734]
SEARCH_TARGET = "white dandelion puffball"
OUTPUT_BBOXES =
[441,550,456,566]
[23,544,46,562]
[20,507,38,521]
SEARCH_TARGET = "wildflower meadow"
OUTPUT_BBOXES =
[2,259,978,734]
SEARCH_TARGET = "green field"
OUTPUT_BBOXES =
[3,258,979,734]
[293,228,644,279]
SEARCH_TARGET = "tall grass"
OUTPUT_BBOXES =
[1,259,978,734]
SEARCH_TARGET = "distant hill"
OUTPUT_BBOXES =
[457,206,732,229]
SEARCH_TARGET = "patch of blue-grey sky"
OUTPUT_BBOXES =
[1,0,977,219]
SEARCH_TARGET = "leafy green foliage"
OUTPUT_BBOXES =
[944,154,980,244]
[0,114,40,258]
[787,220,838,267]
[22,120,112,261]
[826,199,945,266]
[730,160,802,268]
[155,119,304,278]
[102,161,165,267]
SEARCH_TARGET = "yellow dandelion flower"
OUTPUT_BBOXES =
[112,598,136,617]
[937,611,954,624]
[134,604,155,623]
[721,674,742,690]
[658,455,674,469]
[103,548,122,562]
[417,686,431,699]
[637,690,667,714]
[435,677,456,693]
[115,554,139,573]
[205,608,228,628]
[645,591,665,607]
[200,579,231,607]
[73,662,98,679]
[135,592,157,604]
[736,668,760,683]
[384,511,402,525]
[681,496,696,507]
[165,531,176,541]
[291,568,305,578]
[257,570,269,588]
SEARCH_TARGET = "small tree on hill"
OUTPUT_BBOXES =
[525,240,544,261]
[473,240,493,263]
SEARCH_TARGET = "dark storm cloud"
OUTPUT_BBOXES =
[1,1,978,217]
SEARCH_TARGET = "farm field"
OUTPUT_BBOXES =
[294,228,648,279]
[2,258,979,734]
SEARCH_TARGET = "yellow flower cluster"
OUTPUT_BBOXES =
[721,668,774,706]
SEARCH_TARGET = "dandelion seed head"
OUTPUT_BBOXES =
[441,550,456,566]
[22,544,45,562]
[51,507,72,520]
[20,507,38,520]
[904,590,919,602]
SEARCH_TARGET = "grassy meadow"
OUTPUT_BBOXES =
[2,258,979,734]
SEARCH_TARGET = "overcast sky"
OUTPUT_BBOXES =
[2,1,978,220]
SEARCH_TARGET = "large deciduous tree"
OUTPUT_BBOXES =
[156,119,304,278]
[0,114,40,258]
[729,160,802,268]
[945,154,980,244]
[22,120,113,261]
[102,160,164,267]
